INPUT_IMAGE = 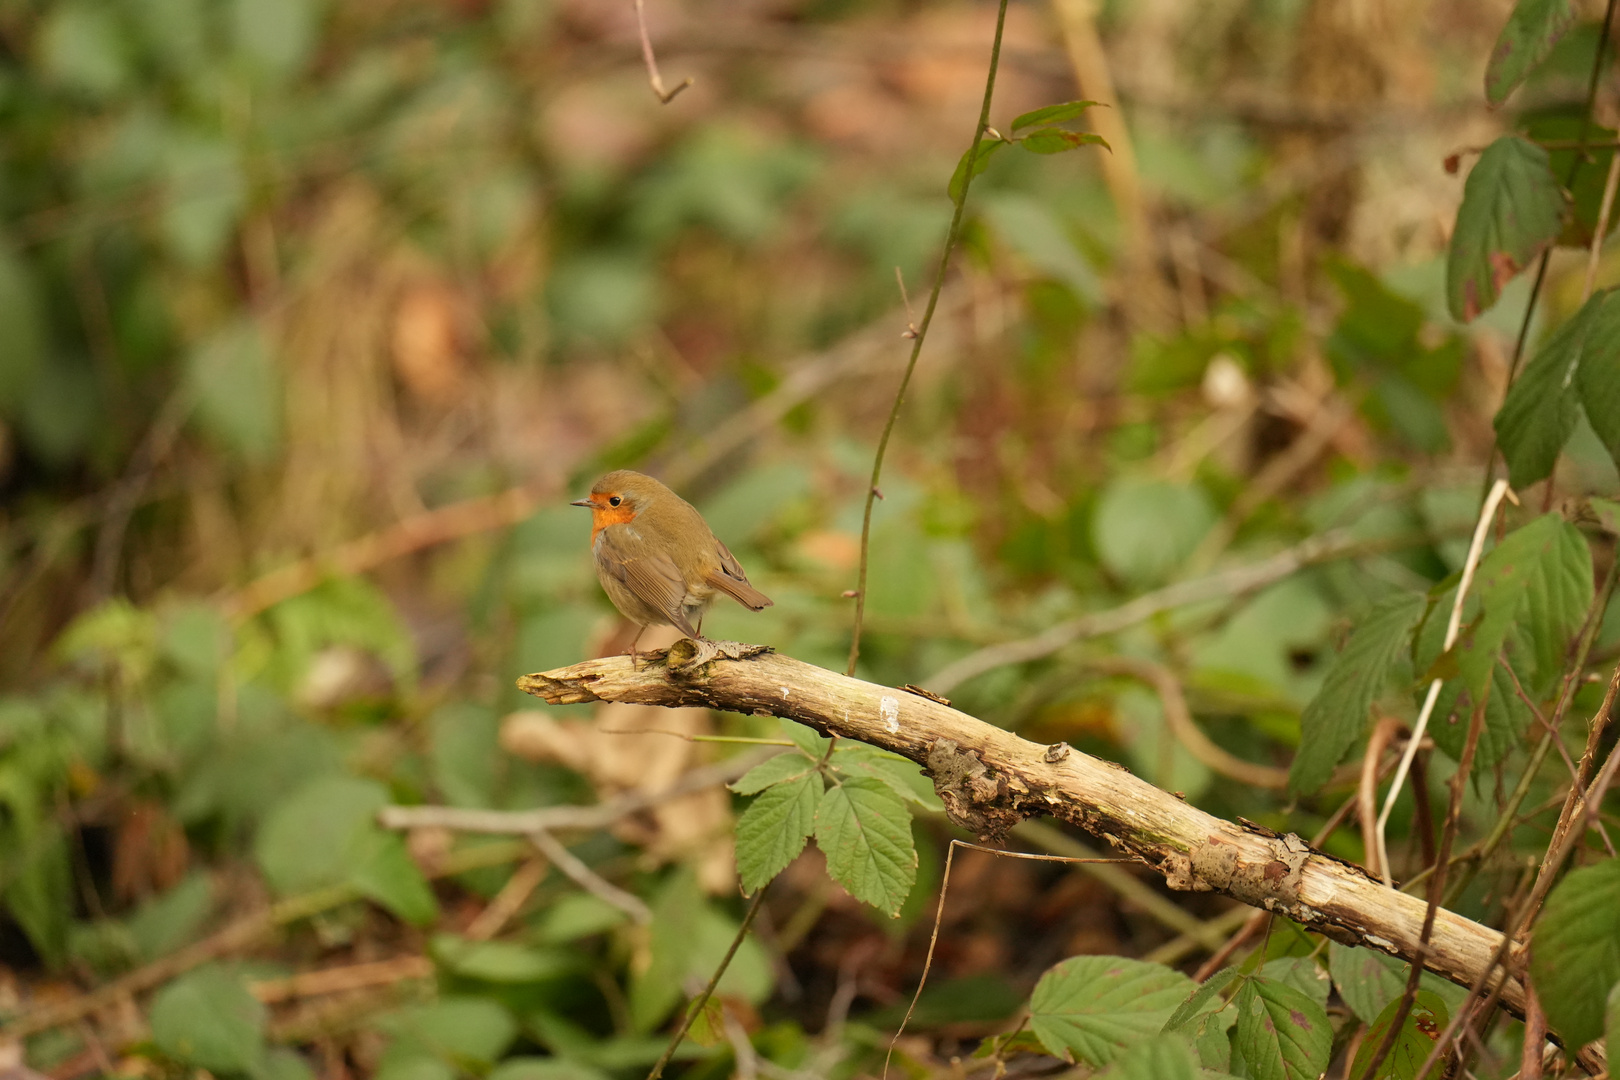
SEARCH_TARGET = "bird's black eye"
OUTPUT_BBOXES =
[608,496,622,507]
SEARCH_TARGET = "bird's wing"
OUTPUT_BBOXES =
[596,527,701,637]
[708,538,773,611]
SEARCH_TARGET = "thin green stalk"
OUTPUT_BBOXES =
[845,0,1012,676]
[646,888,768,1080]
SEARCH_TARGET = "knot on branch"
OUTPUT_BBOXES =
[1163,831,1312,910]
[665,638,775,669]
[925,738,1029,842]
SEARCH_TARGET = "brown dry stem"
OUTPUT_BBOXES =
[518,643,1539,1028]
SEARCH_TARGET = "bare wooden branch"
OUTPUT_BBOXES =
[518,643,1538,1029]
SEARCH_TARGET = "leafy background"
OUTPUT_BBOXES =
[1,0,1618,1076]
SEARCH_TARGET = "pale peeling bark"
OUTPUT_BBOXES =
[518,642,1529,1022]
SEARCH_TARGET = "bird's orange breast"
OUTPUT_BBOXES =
[589,505,638,544]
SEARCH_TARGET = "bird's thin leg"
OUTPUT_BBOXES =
[627,625,646,669]
[695,614,706,642]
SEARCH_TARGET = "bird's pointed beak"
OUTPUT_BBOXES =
[571,497,597,508]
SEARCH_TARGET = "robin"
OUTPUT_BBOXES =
[572,470,773,659]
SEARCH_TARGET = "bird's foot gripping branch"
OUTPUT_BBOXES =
[516,648,1537,1044]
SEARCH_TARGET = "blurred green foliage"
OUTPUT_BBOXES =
[1,0,1619,1075]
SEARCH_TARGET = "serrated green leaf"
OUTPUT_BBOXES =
[1233,976,1331,1080]
[831,743,942,809]
[1496,290,1619,486]
[1164,967,1239,1032]
[729,751,815,795]
[1426,657,1532,771]
[947,138,1005,205]
[1258,958,1330,1010]
[780,718,830,758]
[1030,956,1196,1066]
[1462,514,1591,692]
[1446,136,1565,322]
[1529,859,1620,1047]
[1289,594,1425,795]
[1591,497,1620,536]
[149,965,267,1073]
[735,772,822,892]
[1486,0,1577,106]
[1018,128,1109,155]
[1010,100,1103,133]
[1573,290,1620,471]
[1101,1035,1201,1080]
[1328,944,1467,1025]
[1348,991,1449,1080]
[814,777,916,916]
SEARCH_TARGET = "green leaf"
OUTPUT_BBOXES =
[735,771,822,892]
[814,777,916,917]
[188,317,282,462]
[1288,594,1425,795]
[351,830,439,925]
[1486,0,1577,106]
[728,751,815,795]
[1348,991,1449,1080]
[1092,477,1216,587]
[1232,975,1331,1080]
[0,242,49,413]
[780,718,830,758]
[374,997,517,1067]
[1029,956,1196,1066]
[533,893,629,944]
[1010,100,1104,133]
[1100,1035,1201,1080]
[1426,657,1532,771]
[1572,290,1620,471]
[149,965,268,1073]
[831,743,943,809]
[947,138,1005,205]
[1446,136,1566,322]
[1607,982,1620,1065]
[1529,859,1620,1047]
[1495,290,1619,486]
[1018,128,1109,155]
[39,2,131,98]
[487,1058,611,1080]
[1163,967,1239,1032]
[431,934,571,983]
[1259,958,1330,1010]
[1459,514,1591,694]
[232,0,321,81]
[254,775,387,895]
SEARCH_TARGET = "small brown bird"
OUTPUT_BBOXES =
[572,470,773,657]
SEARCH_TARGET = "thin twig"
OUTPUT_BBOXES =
[1582,150,1620,300]
[846,0,1013,676]
[928,528,1445,694]
[4,839,531,1039]
[223,486,543,621]
[882,839,1133,1078]
[465,857,548,941]
[1359,717,1406,882]
[1085,656,1290,789]
[529,827,652,924]
[249,956,437,1004]
[1374,478,1513,885]
[646,888,767,1080]
[378,752,769,833]
[1359,667,1493,1078]
[633,0,692,103]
